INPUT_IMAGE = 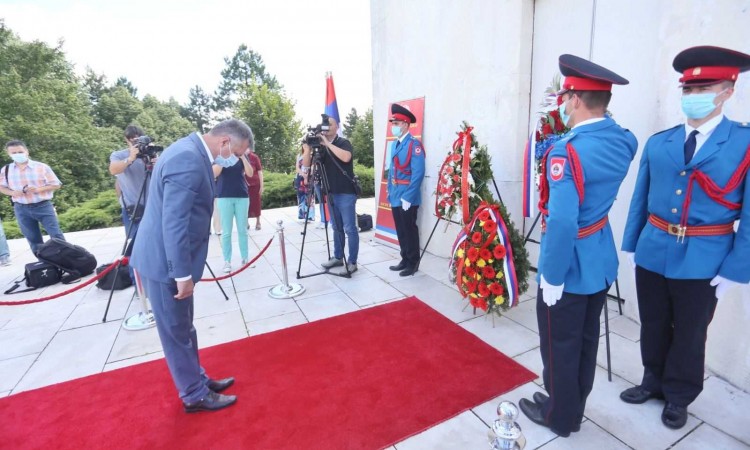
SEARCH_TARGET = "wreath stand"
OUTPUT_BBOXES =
[523,210,624,381]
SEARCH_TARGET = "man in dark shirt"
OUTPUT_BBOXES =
[302,116,359,275]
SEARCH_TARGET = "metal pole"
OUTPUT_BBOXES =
[269,220,305,298]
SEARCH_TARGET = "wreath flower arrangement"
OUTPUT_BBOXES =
[532,75,570,185]
[437,123,531,316]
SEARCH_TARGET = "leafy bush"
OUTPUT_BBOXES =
[58,208,112,232]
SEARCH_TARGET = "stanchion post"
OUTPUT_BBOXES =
[269,220,305,299]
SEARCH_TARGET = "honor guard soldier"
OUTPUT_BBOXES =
[621,46,750,430]
[519,55,638,437]
[386,103,426,276]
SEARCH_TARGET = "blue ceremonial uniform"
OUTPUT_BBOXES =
[622,117,750,282]
[538,117,638,294]
[386,133,425,207]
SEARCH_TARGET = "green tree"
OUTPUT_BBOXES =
[214,44,280,114]
[115,76,138,97]
[136,95,195,145]
[350,108,374,167]
[92,85,143,129]
[234,83,301,173]
[181,85,212,133]
[81,68,109,106]
[343,107,359,139]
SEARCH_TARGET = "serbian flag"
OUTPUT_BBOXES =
[521,131,536,217]
[325,71,342,135]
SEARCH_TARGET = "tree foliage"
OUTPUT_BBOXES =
[343,107,358,138]
[350,108,374,167]
[214,44,280,114]
[234,83,301,173]
[181,85,212,133]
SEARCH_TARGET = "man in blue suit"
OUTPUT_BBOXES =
[131,119,254,413]
[621,46,750,430]
[386,103,425,277]
[519,55,638,437]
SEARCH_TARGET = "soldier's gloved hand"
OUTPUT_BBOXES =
[624,252,636,270]
[401,199,411,210]
[710,275,741,301]
[540,274,564,307]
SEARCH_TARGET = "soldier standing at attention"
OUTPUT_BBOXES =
[620,45,750,430]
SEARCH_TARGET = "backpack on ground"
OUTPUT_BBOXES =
[357,213,373,232]
[4,261,62,294]
[95,263,133,290]
[35,238,97,283]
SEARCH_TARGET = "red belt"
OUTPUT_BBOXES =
[648,214,734,242]
[541,216,608,239]
[392,179,409,185]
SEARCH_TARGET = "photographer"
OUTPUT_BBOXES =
[109,125,150,284]
[302,116,359,274]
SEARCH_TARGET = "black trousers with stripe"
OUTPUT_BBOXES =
[536,286,606,434]
[391,205,420,268]
[635,266,717,407]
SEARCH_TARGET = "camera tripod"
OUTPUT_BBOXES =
[101,156,229,328]
[296,147,354,279]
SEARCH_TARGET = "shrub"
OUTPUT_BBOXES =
[58,208,112,232]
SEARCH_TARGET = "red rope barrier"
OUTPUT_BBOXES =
[0,258,124,306]
[200,235,275,282]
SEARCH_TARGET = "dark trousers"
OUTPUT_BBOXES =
[635,266,717,407]
[143,276,209,404]
[391,205,420,268]
[537,287,606,434]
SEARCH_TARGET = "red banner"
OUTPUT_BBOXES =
[374,97,426,247]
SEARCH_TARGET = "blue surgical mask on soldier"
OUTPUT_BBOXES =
[391,125,403,138]
[10,153,28,164]
[558,100,571,127]
[681,90,726,120]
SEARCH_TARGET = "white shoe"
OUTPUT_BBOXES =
[316,222,326,229]
[223,262,231,273]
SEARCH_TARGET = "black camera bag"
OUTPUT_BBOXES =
[35,238,97,283]
[4,261,62,294]
[357,213,373,232]
[95,263,133,290]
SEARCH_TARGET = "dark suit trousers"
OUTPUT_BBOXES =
[391,205,420,268]
[143,276,209,404]
[635,266,717,407]
[537,287,606,434]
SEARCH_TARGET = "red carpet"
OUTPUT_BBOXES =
[1,296,535,449]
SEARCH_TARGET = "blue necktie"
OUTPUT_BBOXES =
[684,130,698,164]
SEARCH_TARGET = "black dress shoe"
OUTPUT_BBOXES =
[389,261,407,271]
[519,398,571,438]
[399,266,417,277]
[530,392,582,432]
[661,402,688,429]
[183,391,237,413]
[206,376,234,393]
[620,385,664,404]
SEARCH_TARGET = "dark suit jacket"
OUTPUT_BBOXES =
[131,133,215,283]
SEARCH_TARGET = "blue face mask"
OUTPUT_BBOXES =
[214,144,238,168]
[10,153,28,164]
[391,125,403,138]
[558,101,571,128]
[681,91,722,120]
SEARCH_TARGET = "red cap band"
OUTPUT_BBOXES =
[391,113,412,123]
[562,76,612,91]
[679,66,739,84]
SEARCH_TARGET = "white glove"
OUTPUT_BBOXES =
[401,199,411,210]
[540,274,564,307]
[710,275,740,301]
[624,252,636,270]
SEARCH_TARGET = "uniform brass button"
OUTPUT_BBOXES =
[676,189,682,195]
[680,171,686,176]
[671,208,678,213]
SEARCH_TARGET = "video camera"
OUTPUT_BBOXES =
[132,136,163,161]
[302,114,331,149]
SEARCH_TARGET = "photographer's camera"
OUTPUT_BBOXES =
[132,136,163,161]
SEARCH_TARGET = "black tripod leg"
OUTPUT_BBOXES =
[205,262,229,300]
[490,175,504,205]
[524,211,542,243]
[418,217,441,269]
[102,262,123,322]
[604,297,612,382]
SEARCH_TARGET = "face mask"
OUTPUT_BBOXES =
[681,90,725,120]
[11,153,28,164]
[391,125,403,138]
[558,100,571,127]
[214,143,237,168]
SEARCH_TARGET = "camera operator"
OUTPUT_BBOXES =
[302,116,359,275]
[109,125,150,285]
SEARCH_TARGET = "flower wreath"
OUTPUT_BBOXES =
[449,201,519,314]
[531,74,570,185]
